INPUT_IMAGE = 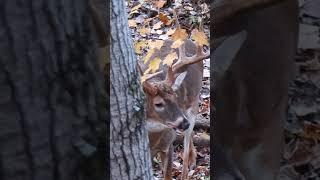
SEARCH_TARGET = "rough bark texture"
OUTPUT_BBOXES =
[109,0,154,180]
[0,0,107,180]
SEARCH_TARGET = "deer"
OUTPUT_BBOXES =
[138,36,209,179]
[211,0,299,179]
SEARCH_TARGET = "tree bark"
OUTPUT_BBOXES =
[110,0,153,180]
[0,0,107,180]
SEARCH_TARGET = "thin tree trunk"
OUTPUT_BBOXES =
[0,0,107,180]
[110,0,153,179]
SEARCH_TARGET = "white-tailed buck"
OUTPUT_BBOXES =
[212,0,299,179]
[139,39,209,179]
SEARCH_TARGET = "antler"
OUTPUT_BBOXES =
[213,0,288,23]
[172,42,210,74]
[137,42,209,83]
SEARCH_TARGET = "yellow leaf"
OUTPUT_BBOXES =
[191,29,209,46]
[163,52,178,66]
[171,28,188,41]
[143,48,155,63]
[148,57,161,73]
[153,21,163,30]
[171,39,184,49]
[148,40,164,50]
[134,41,147,54]
[128,20,137,28]
[138,27,151,36]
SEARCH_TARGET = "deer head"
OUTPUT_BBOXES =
[140,41,209,131]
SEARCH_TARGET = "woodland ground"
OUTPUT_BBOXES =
[126,0,320,179]
[126,0,210,179]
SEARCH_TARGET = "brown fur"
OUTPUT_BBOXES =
[142,39,204,179]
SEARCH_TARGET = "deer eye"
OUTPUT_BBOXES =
[154,102,165,111]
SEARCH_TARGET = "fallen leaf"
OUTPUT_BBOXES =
[131,4,142,12]
[163,52,178,66]
[166,28,176,36]
[171,28,188,41]
[128,20,137,28]
[159,34,169,40]
[159,12,169,24]
[138,27,151,36]
[134,41,147,54]
[171,39,184,49]
[153,0,166,8]
[148,40,164,50]
[165,19,174,26]
[156,30,163,35]
[143,18,153,25]
[153,21,163,30]
[191,29,209,46]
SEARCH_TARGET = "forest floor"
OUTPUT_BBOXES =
[278,1,320,179]
[126,0,320,179]
[126,0,210,179]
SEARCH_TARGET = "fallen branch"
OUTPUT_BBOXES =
[174,132,210,147]
[195,116,210,129]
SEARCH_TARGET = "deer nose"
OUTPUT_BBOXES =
[177,118,190,130]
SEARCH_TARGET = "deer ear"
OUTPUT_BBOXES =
[172,71,187,91]
[142,81,157,96]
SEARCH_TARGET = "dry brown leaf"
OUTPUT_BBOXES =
[159,13,169,24]
[191,29,209,46]
[171,39,184,49]
[171,28,188,41]
[128,20,137,28]
[163,52,178,66]
[153,0,166,8]
[300,122,320,142]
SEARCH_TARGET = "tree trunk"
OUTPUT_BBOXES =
[109,0,153,180]
[0,0,107,180]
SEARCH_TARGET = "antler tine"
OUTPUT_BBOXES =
[172,43,210,73]
[137,61,163,82]
[144,71,164,81]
